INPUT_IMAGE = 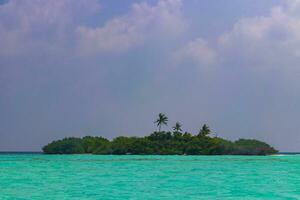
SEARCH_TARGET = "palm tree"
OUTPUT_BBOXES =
[172,122,182,132]
[198,124,211,136]
[154,113,168,132]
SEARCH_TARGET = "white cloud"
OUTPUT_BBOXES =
[76,0,186,55]
[0,0,186,58]
[287,0,300,13]
[2,0,300,72]
[219,1,300,70]
[0,0,100,57]
[173,38,217,66]
[169,0,300,74]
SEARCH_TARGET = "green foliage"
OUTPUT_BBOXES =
[82,136,109,153]
[42,124,278,156]
[233,139,278,155]
[42,137,85,154]
[93,142,112,154]
[111,136,135,155]
[173,122,182,132]
[207,138,236,155]
[154,113,168,132]
[198,124,211,137]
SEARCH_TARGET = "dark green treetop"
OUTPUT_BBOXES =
[173,122,182,132]
[154,113,168,132]
[198,124,211,136]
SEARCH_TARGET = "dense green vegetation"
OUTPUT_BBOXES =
[43,113,278,155]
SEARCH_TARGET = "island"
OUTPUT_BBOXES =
[43,113,278,155]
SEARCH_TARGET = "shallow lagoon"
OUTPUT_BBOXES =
[0,154,300,199]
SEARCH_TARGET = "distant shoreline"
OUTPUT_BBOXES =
[278,152,300,155]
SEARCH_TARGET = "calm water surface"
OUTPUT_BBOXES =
[0,154,300,200]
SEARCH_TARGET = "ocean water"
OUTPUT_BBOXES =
[0,154,300,200]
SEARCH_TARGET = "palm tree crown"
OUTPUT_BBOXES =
[154,113,168,132]
[198,124,211,136]
[173,122,182,132]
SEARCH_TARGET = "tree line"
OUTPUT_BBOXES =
[43,113,278,155]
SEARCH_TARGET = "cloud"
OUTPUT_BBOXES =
[219,1,300,71]
[0,0,186,57]
[76,0,186,55]
[287,0,300,13]
[169,0,300,72]
[173,38,217,66]
[0,0,100,57]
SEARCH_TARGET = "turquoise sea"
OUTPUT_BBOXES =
[0,154,300,200]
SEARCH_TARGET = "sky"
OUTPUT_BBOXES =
[1,0,300,152]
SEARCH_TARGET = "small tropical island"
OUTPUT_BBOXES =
[43,113,278,155]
